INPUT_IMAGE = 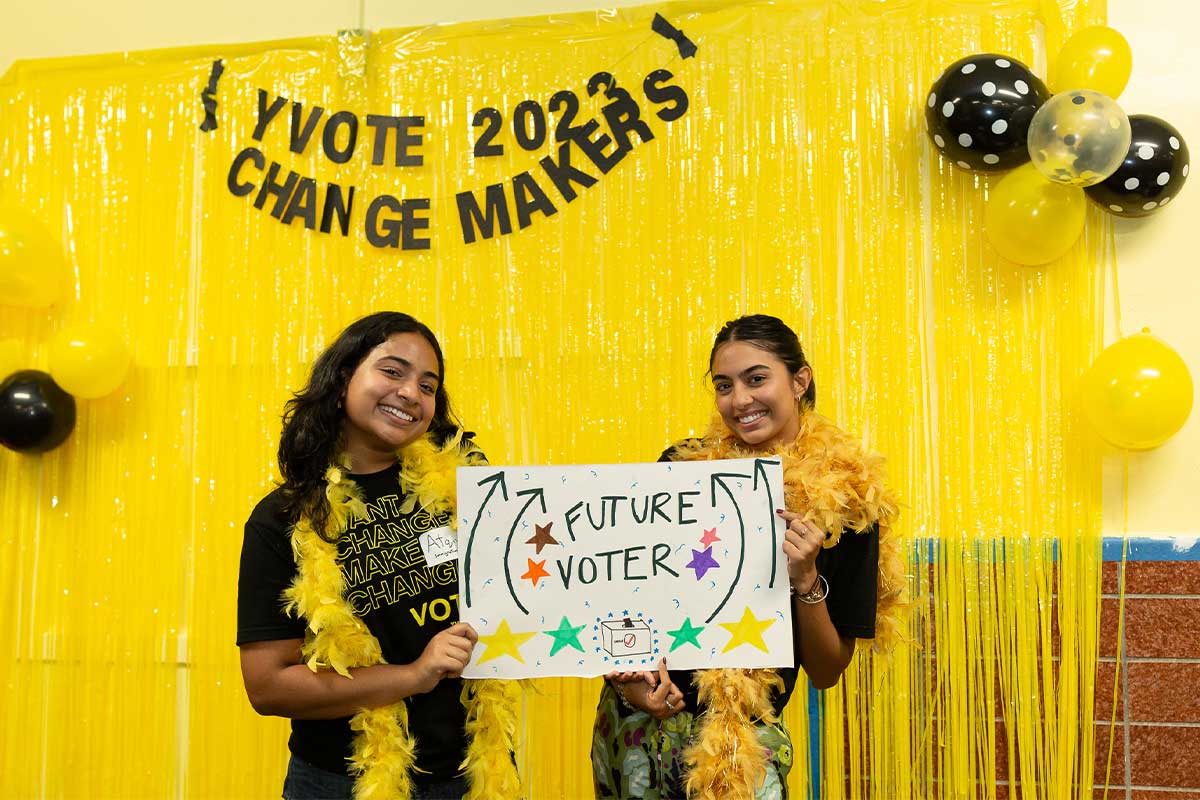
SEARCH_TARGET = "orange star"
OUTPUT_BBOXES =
[521,558,550,587]
[525,521,559,554]
[699,527,721,547]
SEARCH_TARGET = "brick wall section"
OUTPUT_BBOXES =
[840,548,1200,798]
[1096,559,1200,798]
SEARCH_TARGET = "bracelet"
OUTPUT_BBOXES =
[793,574,829,605]
[612,681,636,711]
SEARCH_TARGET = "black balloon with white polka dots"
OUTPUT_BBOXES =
[1084,115,1189,218]
[925,54,1049,172]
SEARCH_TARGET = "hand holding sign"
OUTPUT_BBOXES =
[777,509,825,592]
[605,669,657,687]
[411,622,478,693]
[611,658,685,721]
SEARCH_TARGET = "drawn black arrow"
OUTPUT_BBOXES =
[502,487,548,615]
[753,459,782,588]
[707,471,750,623]
[462,471,508,608]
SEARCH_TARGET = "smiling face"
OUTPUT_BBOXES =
[341,332,440,468]
[711,340,811,450]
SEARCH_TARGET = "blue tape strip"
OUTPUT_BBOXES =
[1102,536,1200,561]
[908,536,1200,563]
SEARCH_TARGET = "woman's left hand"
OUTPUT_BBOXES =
[618,658,685,721]
[777,509,825,593]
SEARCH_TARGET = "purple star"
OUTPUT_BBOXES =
[686,546,720,580]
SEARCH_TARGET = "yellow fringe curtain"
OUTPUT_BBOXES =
[0,0,1107,797]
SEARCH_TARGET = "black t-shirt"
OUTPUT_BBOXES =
[237,463,466,781]
[656,443,879,716]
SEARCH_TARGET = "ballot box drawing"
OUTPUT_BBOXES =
[601,617,652,658]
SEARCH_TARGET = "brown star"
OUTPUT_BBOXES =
[525,521,559,554]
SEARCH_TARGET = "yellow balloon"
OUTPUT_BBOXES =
[1081,330,1194,450]
[47,321,132,399]
[1052,25,1133,99]
[984,163,1086,265]
[0,207,70,308]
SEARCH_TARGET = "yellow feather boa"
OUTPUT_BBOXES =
[675,412,912,799]
[685,669,784,799]
[282,432,524,800]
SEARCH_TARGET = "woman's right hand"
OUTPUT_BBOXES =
[412,622,478,693]
[610,658,685,720]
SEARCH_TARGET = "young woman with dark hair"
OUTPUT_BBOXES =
[592,314,908,800]
[237,311,519,800]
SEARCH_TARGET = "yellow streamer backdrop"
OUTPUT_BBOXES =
[0,0,1110,797]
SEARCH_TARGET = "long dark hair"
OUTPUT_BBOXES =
[277,312,459,538]
[708,314,817,410]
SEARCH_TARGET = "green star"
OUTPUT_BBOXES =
[543,616,586,656]
[666,617,705,652]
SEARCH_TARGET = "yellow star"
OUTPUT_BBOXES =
[719,606,776,653]
[476,619,537,665]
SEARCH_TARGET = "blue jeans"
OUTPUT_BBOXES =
[413,777,469,800]
[282,755,468,800]
[282,756,353,800]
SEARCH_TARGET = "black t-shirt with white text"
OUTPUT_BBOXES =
[237,463,466,780]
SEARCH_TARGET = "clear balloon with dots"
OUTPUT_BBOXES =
[1027,89,1131,186]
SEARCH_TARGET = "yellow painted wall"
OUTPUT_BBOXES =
[1102,1,1200,537]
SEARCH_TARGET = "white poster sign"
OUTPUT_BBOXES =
[456,458,792,678]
